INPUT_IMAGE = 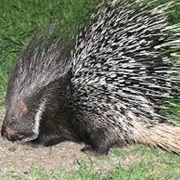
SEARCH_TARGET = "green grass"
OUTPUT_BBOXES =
[0,0,180,179]
[1,145,180,179]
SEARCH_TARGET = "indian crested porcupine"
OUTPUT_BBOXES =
[1,0,180,154]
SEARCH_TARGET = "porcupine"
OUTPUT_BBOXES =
[1,0,180,154]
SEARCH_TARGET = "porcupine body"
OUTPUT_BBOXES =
[1,0,180,154]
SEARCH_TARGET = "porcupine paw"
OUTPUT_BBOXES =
[81,146,97,155]
[26,138,41,147]
[81,145,110,155]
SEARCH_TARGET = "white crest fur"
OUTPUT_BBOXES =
[33,98,47,138]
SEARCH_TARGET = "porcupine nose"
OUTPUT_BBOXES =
[1,126,15,141]
[1,126,25,141]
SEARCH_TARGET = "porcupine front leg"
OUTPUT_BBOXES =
[81,128,117,155]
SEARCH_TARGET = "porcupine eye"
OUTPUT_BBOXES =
[10,115,18,124]
[11,116,15,122]
[11,116,18,122]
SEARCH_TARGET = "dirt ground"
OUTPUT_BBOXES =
[0,110,137,176]
[0,110,87,175]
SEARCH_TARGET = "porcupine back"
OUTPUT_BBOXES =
[71,0,180,153]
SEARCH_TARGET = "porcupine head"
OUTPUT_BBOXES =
[1,25,75,145]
